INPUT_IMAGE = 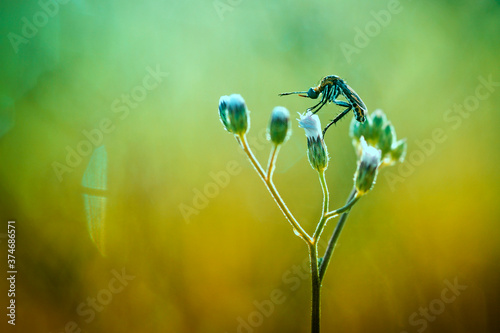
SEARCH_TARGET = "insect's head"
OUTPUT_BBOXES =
[302,87,319,99]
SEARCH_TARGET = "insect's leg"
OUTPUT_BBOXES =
[332,100,350,108]
[322,105,352,136]
[328,85,351,108]
[310,86,331,114]
[316,85,343,114]
[332,105,353,124]
[322,121,335,137]
[312,97,329,114]
[308,88,328,113]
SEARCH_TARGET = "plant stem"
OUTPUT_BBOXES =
[266,144,279,181]
[319,187,358,282]
[323,194,360,220]
[312,170,329,243]
[238,135,313,245]
[239,134,324,332]
[309,243,321,333]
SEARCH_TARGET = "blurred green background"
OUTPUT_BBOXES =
[0,0,499,332]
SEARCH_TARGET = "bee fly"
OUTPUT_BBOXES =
[279,75,367,135]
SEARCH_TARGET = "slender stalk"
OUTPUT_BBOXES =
[238,134,327,332]
[266,144,280,181]
[319,187,358,281]
[309,244,321,333]
[236,135,266,180]
[312,170,330,243]
[323,194,360,220]
[238,135,313,245]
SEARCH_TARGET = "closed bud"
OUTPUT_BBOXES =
[390,139,407,163]
[218,95,232,133]
[349,117,363,141]
[298,111,329,172]
[268,106,291,145]
[307,136,329,172]
[378,122,396,156]
[370,109,387,142]
[226,94,250,135]
[350,114,373,145]
[354,137,381,194]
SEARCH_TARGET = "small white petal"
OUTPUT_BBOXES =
[298,111,322,139]
[360,136,381,164]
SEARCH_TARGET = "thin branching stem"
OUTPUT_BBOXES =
[238,134,313,245]
[309,244,321,333]
[319,187,358,282]
[324,193,360,220]
[266,144,279,181]
[306,170,332,332]
[312,170,330,244]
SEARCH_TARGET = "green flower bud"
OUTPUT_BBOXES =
[354,137,381,194]
[307,136,329,172]
[350,115,372,159]
[349,117,363,141]
[267,106,291,146]
[298,111,329,172]
[218,95,232,133]
[390,139,407,163]
[370,109,387,143]
[378,122,396,157]
[226,94,250,135]
[350,113,373,143]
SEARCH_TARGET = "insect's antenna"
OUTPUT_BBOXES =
[278,91,308,96]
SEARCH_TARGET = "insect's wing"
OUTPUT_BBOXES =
[341,83,367,110]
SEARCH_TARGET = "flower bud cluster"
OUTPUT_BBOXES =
[349,109,407,166]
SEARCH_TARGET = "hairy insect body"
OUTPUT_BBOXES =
[280,75,367,135]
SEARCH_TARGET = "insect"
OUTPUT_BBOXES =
[279,75,367,135]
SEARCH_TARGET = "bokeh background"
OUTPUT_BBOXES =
[0,0,499,332]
